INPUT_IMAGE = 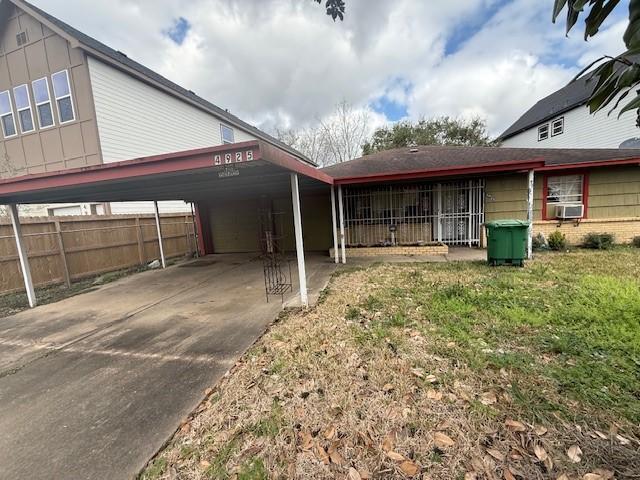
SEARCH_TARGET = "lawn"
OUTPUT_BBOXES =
[141,248,640,480]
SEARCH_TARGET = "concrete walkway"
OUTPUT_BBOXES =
[0,254,335,480]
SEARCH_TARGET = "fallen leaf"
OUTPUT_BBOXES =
[387,451,406,462]
[534,425,548,436]
[348,467,361,480]
[464,473,478,480]
[505,419,526,432]
[556,475,569,480]
[503,467,516,480]
[593,469,614,479]
[411,368,425,378]
[583,474,604,480]
[299,430,313,451]
[204,387,213,395]
[616,434,630,445]
[199,460,211,469]
[399,460,420,477]
[567,445,582,463]
[486,449,505,462]
[383,383,394,393]
[544,456,554,472]
[425,374,438,383]
[433,432,455,448]
[594,430,607,440]
[324,425,336,440]
[327,442,344,465]
[427,389,443,401]
[533,444,548,462]
[315,444,330,465]
[435,420,451,431]
[382,431,396,452]
[480,391,497,405]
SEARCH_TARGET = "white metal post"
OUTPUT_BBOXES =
[330,185,339,264]
[526,170,535,259]
[9,204,36,308]
[338,185,346,264]
[153,201,166,269]
[290,173,308,306]
[436,183,443,243]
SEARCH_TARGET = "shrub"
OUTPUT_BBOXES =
[532,233,547,251]
[583,233,615,250]
[547,231,566,251]
[632,236,640,248]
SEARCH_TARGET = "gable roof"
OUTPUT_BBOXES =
[498,76,594,140]
[322,145,640,183]
[8,0,315,166]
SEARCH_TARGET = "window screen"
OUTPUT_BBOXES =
[547,175,583,204]
[52,70,75,123]
[221,124,235,144]
[0,90,16,138]
[13,84,34,133]
[32,77,55,128]
[551,117,564,136]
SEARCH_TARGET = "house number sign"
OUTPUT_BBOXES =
[213,149,254,166]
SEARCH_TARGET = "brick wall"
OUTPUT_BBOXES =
[533,217,640,245]
[329,245,449,257]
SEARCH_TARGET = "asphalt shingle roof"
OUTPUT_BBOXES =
[321,145,640,180]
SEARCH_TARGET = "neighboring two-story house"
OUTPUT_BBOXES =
[498,75,640,149]
[0,0,301,216]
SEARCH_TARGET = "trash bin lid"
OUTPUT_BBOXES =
[485,219,530,228]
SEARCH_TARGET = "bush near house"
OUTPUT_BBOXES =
[632,236,640,248]
[142,249,640,480]
[583,233,615,250]
[547,230,566,251]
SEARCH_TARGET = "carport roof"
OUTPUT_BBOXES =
[0,141,333,204]
[322,145,640,184]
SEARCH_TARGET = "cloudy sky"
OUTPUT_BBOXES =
[34,0,628,137]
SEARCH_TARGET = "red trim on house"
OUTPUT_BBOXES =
[333,159,546,185]
[256,141,333,184]
[537,158,640,171]
[542,170,590,221]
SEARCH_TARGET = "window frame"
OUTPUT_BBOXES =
[31,76,56,130]
[542,172,589,220]
[51,69,76,124]
[0,90,17,139]
[13,84,35,134]
[537,123,550,141]
[551,117,564,137]
[220,124,235,144]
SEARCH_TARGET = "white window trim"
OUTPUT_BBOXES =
[13,84,35,134]
[52,69,76,124]
[551,117,564,137]
[0,90,17,139]
[32,76,55,130]
[538,123,549,142]
[221,124,235,144]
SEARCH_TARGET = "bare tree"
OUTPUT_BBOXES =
[276,101,371,167]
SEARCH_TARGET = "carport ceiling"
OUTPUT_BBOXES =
[0,141,332,204]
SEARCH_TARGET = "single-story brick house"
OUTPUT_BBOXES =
[1,0,639,308]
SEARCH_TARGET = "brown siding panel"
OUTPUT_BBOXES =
[0,3,102,179]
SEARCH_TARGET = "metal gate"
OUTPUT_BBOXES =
[343,179,485,247]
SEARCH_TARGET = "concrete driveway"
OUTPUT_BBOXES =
[0,254,334,480]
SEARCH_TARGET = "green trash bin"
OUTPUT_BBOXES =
[485,220,530,267]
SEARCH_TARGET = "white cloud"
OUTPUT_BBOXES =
[33,0,629,138]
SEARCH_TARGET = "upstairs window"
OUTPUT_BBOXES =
[221,124,235,144]
[32,77,55,129]
[52,70,75,123]
[551,117,564,136]
[13,84,35,133]
[538,124,549,141]
[0,90,17,138]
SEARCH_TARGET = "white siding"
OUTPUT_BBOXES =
[502,104,640,149]
[109,201,192,215]
[88,58,256,163]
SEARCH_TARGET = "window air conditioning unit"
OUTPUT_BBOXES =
[555,204,584,219]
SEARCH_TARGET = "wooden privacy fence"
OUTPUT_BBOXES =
[0,214,196,295]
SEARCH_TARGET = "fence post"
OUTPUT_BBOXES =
[135,217,145,265]
[184,214,191,255]
[54,219,71,288]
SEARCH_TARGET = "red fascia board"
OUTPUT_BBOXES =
[333,159,545,185]
[258,141,333,184]
[536,158,640,171]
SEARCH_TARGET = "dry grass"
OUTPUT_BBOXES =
[141,249,640,480]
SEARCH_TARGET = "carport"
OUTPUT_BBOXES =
[0,140,335,307]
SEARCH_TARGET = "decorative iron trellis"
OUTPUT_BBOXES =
[343,180,485,247]
[259,205,292,303]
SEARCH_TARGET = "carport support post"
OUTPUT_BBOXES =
[290,173,308,306]
[330,185,339,264]
[338,185,346,264]
[527,169,535,259]
[8,204,36,308]
[153,201,166,269]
